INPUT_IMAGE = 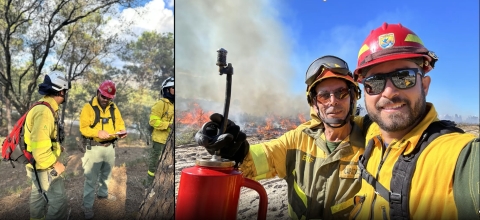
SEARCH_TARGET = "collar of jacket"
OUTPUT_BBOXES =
[366,102,438,155]
[303,120,365,150]
[40,95,59,112]
[160,97,173,104]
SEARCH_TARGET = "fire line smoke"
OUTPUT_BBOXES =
[175,0,308,118]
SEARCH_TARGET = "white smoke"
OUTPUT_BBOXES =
[175,0,308,117]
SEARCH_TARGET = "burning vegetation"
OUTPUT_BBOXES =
[175,102,308,144]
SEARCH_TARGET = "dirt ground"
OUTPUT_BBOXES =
[0,139,151,220]
[174,124,479,220]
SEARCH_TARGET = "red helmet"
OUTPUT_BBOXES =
[98,80,116,99]
[354,22,438,82]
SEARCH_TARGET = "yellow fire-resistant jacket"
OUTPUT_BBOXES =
[239,107,365,220]
[350,103,479,220]
[149,98,174,144]
[79,97,126,142]
[25,96,61,170]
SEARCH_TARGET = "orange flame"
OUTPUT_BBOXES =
[176,103,213,128]
[255,115,304,139]
[176,103,310,140]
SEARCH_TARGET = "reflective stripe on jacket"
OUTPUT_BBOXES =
[25,96,60,169]
[240,107,365,220]
[79,97,126,142]
[149,98,174,144]
[350,103,478,220]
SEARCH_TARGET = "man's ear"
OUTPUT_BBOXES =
[422,75,431,96]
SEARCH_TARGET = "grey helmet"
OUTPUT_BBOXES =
[38,70,70,95]
[161,77,174,96]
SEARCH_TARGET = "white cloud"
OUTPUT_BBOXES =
[105,0,174,41]
[98,0,173,68]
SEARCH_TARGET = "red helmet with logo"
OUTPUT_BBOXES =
[354,22,438,82]
[98,80,116,99]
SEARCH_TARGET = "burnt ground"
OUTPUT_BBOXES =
[0,139,151,220]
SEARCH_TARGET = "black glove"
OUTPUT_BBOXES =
[195,113,249,165]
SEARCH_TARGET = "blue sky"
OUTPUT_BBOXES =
[272,0,479,118]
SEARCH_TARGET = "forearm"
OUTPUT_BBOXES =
[240,144,279,181]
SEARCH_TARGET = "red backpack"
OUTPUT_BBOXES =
[2,101,55,167]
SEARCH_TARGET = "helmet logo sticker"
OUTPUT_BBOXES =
[378,33,395,49]
[108,87,112,93]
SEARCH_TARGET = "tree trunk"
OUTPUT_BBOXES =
[5,97,12,133]
[137,131,175,220]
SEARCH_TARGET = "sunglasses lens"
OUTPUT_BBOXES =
[363,69,419,95]
[391,69,417,89]
[101,94,111,100]
[336,88,350,99]
[363,75,386,95]
[315,88,349,104]
[315,92,331,104]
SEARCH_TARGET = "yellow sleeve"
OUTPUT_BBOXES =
[240,131,292,181]
[28,106,57,169]
[149,101,171,131]
[79,103,98,138]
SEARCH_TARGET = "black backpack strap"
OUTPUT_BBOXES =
[353,114,376,197]
[109,103,115,130]
[362,114,373,137]
[89,96,100,129]
[389,120,464,220]
[358,138,392,204]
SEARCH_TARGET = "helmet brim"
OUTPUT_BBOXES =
[99,89,115,99]
[307,70,357,94]
[354,53,430,82]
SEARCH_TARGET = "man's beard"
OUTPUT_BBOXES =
[366,90,426,132]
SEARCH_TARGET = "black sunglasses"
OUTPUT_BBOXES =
[315,87,350,104]
[362,68,423,95]
[305,55,352,85]
[100,94,112,101]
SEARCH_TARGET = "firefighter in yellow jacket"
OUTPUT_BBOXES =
[79,80,127,219]
[349,23,479,219]
[25,71,70,220]
[196,56,366,219]
[146,77,174,186]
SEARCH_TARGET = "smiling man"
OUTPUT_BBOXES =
[350,23,480,220]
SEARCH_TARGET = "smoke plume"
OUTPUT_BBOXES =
[176,0,308,117]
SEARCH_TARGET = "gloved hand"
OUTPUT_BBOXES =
[195,113,249,165]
